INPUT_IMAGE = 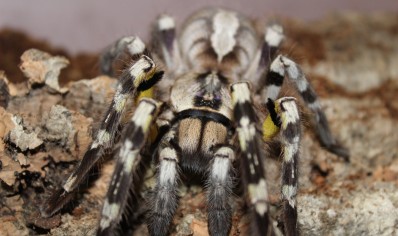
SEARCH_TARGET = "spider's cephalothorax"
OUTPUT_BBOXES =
[41,8,349,236]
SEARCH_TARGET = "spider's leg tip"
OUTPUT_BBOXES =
[325,144,350,162]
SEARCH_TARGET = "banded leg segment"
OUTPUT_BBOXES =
[281,57,349,159]
[262,55,349,160]
[147,131,180,236]
[100,36,147,76]
[98,99,161,236]
[153,14,182,72]
[276,98,301,236]
[41,55,164,217]
[231,82,273,236]
[207,146,235,236]
[244,23,284,85]
[261,23,284,68]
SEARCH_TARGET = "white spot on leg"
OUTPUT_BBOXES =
[212,147,234,178]
[158,147,178,185]
[280,56,300,80]
[131,100,156,133]
[248,179,269,216]
[100,200,121,230]
[63,175,77,192]
[265,24,284,47]
[295,78,309,92]
[91,129,111,149]
[159,160,177,185]
[278,98,300,127]
[231,83,251,105]
[270,55,285,76]
[126,37,146,55]
[118,140,140,173]
[264,84,281,101]
[237,117,256,151]
[211,10,239,62]
[283,137,299,162]
[282,185,297,208]
[158,15,175,30]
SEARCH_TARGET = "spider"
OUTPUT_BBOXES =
[40,7,349,236]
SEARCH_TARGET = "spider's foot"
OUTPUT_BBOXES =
[324,142,350,162]
[40,188,75,218]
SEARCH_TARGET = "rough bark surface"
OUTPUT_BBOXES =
[0,13,397,236]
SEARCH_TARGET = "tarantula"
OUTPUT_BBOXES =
[40,7,349,236]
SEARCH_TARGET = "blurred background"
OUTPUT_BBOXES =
[0,0,397,54]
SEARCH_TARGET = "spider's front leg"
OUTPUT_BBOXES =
[99,36,147,76]
[98,98,162,235]
[231,82,275,236]
[41,52,164,218]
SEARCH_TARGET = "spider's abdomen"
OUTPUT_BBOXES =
[179,8,260,78]
[177,118,228,172]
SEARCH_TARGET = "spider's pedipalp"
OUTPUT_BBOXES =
[207,146,235,235]
[41,55,164,218]
[231,82,273,236]
[147,135,180,236]
[97,98,161,235]
[276,97,301,236]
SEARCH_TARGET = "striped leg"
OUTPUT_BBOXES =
[276,97,301,236]
[207,146,235,236]
[152,14,182,72]
[41,55,164,217]
[262,55,349,160]
[99,36,147,76]
[281,56,349,160]
[231,82,273,236]
[98,99,161,235]
[147,131,180,236]
[244,23,284,84]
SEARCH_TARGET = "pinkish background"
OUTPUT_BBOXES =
[0,0,397,54]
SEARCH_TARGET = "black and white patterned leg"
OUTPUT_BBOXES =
[99,36,147,76]
[231,82,274,236]
[262,55,349,160]
[276,97,301,236]
[97,98,161,236]
[41,55,164,217]
[147,132,180,236]
[207,146,235,236]
[153,14,182,72]
[281,56,349,160]
[244,23,284,85]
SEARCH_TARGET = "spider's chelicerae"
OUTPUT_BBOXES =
[41,7,349,236]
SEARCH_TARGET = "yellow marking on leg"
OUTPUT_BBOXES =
[262,114,280,140]
[136,87,154,103]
